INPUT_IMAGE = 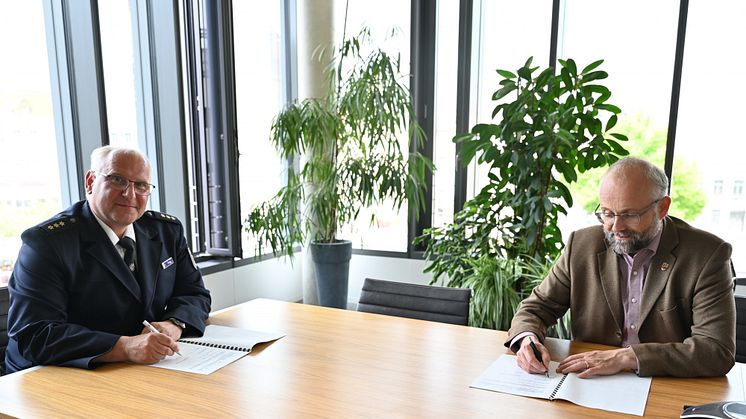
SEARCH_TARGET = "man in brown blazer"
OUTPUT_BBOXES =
[507,157,735,377]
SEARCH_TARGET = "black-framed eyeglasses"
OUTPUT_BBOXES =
[94,171,155,196]
[594,198,661,226]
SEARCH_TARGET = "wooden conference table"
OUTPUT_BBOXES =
[0,298,743,418]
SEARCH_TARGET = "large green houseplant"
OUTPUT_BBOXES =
[245,29,431,308]
[417,57,629,333]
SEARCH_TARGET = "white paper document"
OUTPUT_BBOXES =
[179,324,285,352]
[470,354,651,416]
[147,324,285,375]
[149,344,247,375]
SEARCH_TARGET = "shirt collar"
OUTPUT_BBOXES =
[91,212,136,247]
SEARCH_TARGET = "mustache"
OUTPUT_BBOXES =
[604,221,662,254]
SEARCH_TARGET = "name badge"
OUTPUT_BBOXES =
[161,257,174,269]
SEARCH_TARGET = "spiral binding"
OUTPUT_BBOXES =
[549,374,568,400]
[179,340,252,353]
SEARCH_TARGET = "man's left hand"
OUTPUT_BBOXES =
[556,347,637,378]
[141,320,183,341]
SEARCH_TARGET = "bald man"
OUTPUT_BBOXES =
[507,157,734,378]
[6,146,211,373]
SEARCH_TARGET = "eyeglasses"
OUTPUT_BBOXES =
[94,171,155,196]
[594,198,661,226]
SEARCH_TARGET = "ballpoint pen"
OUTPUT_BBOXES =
[142,320,182,357]
[529,338,549,377]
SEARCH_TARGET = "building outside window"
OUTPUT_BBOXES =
[711,209,720,225]
[734,180,743,198]
[713,180,724,196]
[730,211,745,233]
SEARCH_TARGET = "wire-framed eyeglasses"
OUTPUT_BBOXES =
[594,198,661,226]
[94,171,155,196]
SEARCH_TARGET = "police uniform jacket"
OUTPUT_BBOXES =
[5,200,211,373]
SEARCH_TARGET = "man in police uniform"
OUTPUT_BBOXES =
[5,146,211,373]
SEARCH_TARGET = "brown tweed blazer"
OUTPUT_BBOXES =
[506,216,735,377]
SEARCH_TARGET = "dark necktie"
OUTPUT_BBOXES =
[118,237,136,272]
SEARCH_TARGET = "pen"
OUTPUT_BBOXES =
[529,338,549,377]
[142,320,182,357]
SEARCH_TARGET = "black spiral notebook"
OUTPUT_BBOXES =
[470,354,651,416]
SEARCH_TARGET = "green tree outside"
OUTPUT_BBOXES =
[567,113,706,220]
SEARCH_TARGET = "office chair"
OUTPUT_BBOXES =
[0,286,8,375]
[734,275,746,363]
[357,278,471,326]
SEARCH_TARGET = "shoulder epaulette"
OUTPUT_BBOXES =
[146,210,181,224]
[40,216,79,234]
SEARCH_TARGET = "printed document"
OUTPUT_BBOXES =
[149,344,246,375]
[147,324,285,375]
[470,354,651,416]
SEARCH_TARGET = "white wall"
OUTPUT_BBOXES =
[203,253,438,311]
[203,257,303,312]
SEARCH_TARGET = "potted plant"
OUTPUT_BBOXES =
[417,57,628,332]
[244,29,431,308]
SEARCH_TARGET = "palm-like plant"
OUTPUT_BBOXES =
[245,29,431,257]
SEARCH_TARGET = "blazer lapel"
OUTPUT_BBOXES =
[80,205,142,302]
[134,223,162,311]
[598,248,624,331]
[639,218,678,327]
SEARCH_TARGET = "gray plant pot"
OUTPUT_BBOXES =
[310,240,352,309]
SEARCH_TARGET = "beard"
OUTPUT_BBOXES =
[605,220,663,255]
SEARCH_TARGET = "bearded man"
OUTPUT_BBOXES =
[505,157,735,378]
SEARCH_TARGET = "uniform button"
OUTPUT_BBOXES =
[631,297,637,303]
[630,324,636,330]
[632,270,638,276]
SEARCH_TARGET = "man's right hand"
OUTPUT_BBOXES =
[515,336,551,375]
[97,333,180,364]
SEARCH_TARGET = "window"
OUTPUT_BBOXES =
[335,0,412,252]
[181,0,242,256]
[672,0,746,275]
[734,180,743,198]
[98,1,140,148]
[711,210,720,225]
[467,0,553,199]
[430,0,459,229]
[232,1,288,257]
[730,211,745,233]
[714,180,724,196]
[0,2,61,285]
[558,0,679,237]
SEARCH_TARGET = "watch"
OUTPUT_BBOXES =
[169,317,186,330]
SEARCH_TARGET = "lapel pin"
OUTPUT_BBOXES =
[161,257,174,269]
[661,262,670,271]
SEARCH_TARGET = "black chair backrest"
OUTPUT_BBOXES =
[735,277,746,363]
[0,286,8,375]
[357,278,471,326]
